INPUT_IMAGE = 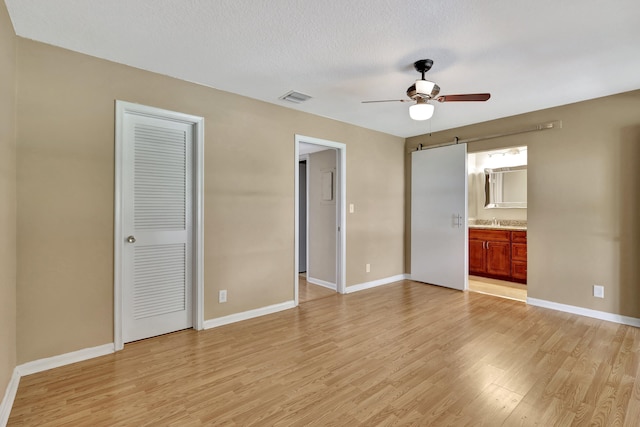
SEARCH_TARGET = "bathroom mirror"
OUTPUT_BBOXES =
[484,165,527,208]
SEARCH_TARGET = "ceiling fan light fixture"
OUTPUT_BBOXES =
[415,79,436,96]
[409,102,434,121]
[361,59,490,120]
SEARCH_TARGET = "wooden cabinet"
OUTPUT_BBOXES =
[511,231,527,281]
[469,228,527,283]
[469,229,511,278]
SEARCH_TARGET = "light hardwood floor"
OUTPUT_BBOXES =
[298,275,336,303]
[468,275,527,302]
[9,280,640,426]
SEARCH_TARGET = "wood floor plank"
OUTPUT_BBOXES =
[8,280,640,426]
[298,275,336,303]
[458,383,523,426]
[624,375,640,427]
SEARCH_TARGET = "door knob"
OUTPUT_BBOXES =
[126,236,136,243]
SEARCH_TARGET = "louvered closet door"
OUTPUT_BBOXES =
[122,114,193,343]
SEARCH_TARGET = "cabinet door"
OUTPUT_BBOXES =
[512,231,527,243]
[512,261,527,281]
[486,241,511,277]
[512,243,527,262]
[469,240,486,274]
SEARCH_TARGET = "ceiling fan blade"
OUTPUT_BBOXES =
[361,99,412,103]
[435,93,491,103]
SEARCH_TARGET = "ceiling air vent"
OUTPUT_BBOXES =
[279,90,312,104]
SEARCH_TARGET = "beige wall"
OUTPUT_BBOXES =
[407,90,640,318]
[0,0,17,401]
[15,39,405,363]
[307,149,337,284]
[346,128,405,283]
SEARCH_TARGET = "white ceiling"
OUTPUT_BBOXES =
[299,143,331,156]
[6,0,640,138]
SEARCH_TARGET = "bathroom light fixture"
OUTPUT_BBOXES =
[409,99,434,121]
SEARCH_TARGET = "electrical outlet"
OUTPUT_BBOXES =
[366,263,371,273]
[593,285,604,298]
[219,290,227,303]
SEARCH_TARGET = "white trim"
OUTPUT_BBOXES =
[193,111,205,331]
[203,301,296,330]
[306,276,337,291]
[1,344,115,425]
[16,344,115,377]
[114,100,205,350]
[346,274,409,294]
[527,297,640,327]
[294,135,347,306]
[0,369,20,427]
[294,141,300,306]
[298,154,310,280]
[114,102,124,350]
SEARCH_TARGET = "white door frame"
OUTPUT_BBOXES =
[294,135,346,305]
[298,154,310,275]
[114,100,205,351]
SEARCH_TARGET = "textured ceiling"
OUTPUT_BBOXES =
[5,0,640,137]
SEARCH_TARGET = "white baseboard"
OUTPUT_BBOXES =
[203,300,296,330]
[1,343,114,426]
[527,297,640,327]
[0,369,20,427]
[305,276,337,291]
[16,343,115,377]
[346,274,409,294]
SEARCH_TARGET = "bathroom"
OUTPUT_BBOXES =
[468,146,528,300]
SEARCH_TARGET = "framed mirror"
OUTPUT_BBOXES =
[484,165,527,208]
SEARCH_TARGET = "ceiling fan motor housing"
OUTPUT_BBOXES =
[408,59,439,100]
[407,82,440,100]
[414,59,433,75]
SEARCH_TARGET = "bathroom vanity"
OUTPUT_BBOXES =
[469,226,527,284]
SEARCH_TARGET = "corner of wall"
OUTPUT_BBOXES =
[0,0,18,423]
[0,369,20,426]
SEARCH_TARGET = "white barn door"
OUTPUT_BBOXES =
[120,109,194,343]
[411,143,468,290]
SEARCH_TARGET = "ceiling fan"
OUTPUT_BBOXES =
[362,59,491,121]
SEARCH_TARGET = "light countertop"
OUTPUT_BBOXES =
[468,224,527,231]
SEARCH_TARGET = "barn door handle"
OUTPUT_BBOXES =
[126,235,136,243]
[452,214,464,228]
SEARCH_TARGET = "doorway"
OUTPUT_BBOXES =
[294,135,346,305]
[467,147,528,301]
[114,101,204,350]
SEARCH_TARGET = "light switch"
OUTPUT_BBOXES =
[349,203,354,213]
